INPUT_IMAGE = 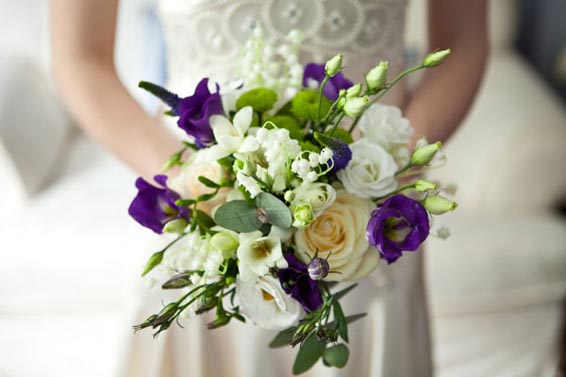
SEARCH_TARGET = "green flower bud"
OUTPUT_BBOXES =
[422,195,457,215]
[411,141,441,166]
[292,203,315,228]
[325,54,343,77]
[163,218,189,234]
[414,179,438,192]
[366,61,388,90]
[211,231,239,258]
[343,95,370,118]
[346,83,363,98]
[423,49,451,67]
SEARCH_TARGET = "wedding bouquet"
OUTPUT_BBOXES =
[130,29,455,374]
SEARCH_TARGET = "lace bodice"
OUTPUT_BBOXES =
[158,0,408,100]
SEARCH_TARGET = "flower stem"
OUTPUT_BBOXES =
[317,75,330,125]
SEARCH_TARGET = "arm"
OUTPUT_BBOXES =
[49,0,181,180]
[405,0,489,145]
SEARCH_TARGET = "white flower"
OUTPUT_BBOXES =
[358,104,414,164]
[286,182,336,216]
[237,231,287,281]
[236,171,262,198]
[337,139,398,199]
[236,275,300,330]
[207,106,258,161]
[294,190,379,281]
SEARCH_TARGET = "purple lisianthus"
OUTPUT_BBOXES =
[303,63,353,101]
[128,175,188,234]
[177,78,224,147]
[366,195,430,264]
[278,253,323,312]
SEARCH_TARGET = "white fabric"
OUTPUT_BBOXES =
[0,56,70,207]
[121,1,434,376]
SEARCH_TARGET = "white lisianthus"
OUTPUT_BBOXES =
[237,231,287,281]
[169,149,229,214]
[285,182,336,216]
[236,275,301,330]
[294,190,379,281]
[206,106,258,162]
[337,139,398,199]
[358,104,414,164]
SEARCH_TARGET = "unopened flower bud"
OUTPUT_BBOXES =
[411,141,441,166]
[343,95,370,118]
[308,257,330,280]
[163,218,188,234]
[366,61,388,90]
[325,54,343,77]
[414,179,438,192]
[346,83,363,98]
[423,49,451,67]
[211,231,239,257]
[292,203,315,228]
[436,226,451,240]
[422,195,457,215]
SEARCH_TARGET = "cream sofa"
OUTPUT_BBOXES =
[0,0,564,376]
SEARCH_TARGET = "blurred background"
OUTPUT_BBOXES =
[0,0,564,376]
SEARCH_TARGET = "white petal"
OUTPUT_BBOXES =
[233,106,253,136]
[210,115,234,140]
[238,135,259,153]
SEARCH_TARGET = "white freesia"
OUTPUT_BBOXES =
[207,106,258,161]
[237,231,287,281]
[359,104,414,164]
[337,139,398,199]
[236,275,300,330]
[295,190,379,281]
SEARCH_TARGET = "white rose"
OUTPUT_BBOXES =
[294,190,379,281]
[337,139,398,199]
[169,149,229,214]
[359,104,413,164]
[236,275,301,330]
[237,231,287,281]
[286,182,336,216]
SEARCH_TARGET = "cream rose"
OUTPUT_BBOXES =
[169,149,229,214]
[294,190,379,281]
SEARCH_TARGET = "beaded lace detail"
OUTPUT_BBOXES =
[158,0,407,95]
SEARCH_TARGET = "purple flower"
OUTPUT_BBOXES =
[303,63,353,101]
[278,253,323,312]
[177,78,224,147]
[128,175,188,234]
[366,195,430,264]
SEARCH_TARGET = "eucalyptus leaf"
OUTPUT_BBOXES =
[214,200,262,232]
[322,344,349,368]
[292,333,326,375]
[255,192,292,229]
[196,210,215,231]
[269,327,297,348]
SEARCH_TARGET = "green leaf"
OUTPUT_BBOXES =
[333,283,358,300]
[162,272,192,289]
[196,210,215,231]
[292,333,325,375]
[255,193,292,229]
[141,251,164,277]
[269,327,297,348]
[175,199,196,207]
[196,192,218,202]
[345,313,367,325]
[329,128,354,144]
[197,176,220,188]
[213,200,263,232]
[322,344,349,368]
[333,301,348,342]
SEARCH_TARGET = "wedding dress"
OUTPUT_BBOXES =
[119,1,433,376]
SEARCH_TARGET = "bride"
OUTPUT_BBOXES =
[49,0,488,376]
